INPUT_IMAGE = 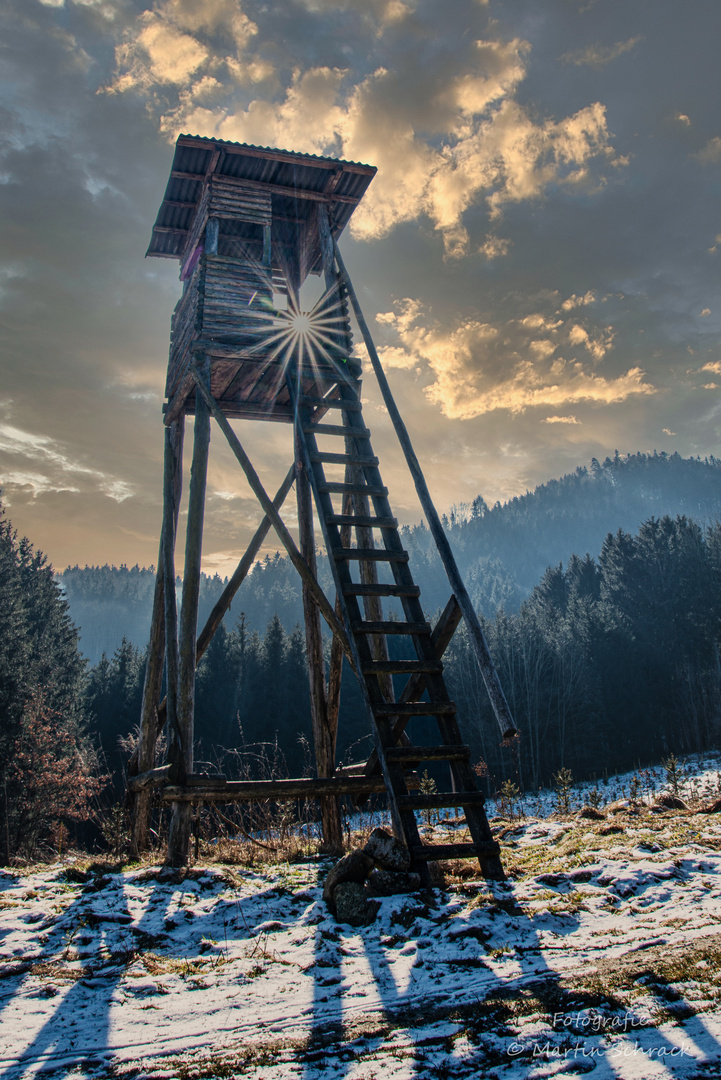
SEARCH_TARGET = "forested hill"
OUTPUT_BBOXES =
[403,451,721,613]
[59,452,721,662]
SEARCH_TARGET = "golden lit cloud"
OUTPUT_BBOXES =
[108,0,258,95]
[561,291,596,310]
[108,19,618,253]
[376,298,655,420]
[568,323,614,359]
[479,234,511,259]
[560,37,643,70]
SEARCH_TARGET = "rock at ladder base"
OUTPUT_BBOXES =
[367,869,422,897]
[363,827,411,872]
[322,850,375,913]
[334,881,379,927]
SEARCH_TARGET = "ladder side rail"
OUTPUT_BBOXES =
[287,375,429,872]
[333,239,517,741]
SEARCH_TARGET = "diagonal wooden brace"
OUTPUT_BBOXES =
[334,238,517,741]
[190,365,355,666]
[129,464,297,775]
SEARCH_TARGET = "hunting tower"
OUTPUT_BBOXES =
[130,135,517,878]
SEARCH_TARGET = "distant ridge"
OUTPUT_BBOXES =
[60,451,721,661]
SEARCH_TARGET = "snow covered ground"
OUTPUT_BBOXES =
[2,758,721,1079]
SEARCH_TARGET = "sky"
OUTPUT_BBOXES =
[1,0,721,575]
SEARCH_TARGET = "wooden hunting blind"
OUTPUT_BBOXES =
[130,134,517,878]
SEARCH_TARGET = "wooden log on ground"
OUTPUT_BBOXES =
[127,765,172,793]
[161,775,403,802]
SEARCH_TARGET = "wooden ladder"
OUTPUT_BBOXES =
[288,374,503,882]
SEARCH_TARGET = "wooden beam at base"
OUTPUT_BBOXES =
[160,775,400,802]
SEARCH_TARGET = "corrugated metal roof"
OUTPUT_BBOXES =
[147,135,376,262]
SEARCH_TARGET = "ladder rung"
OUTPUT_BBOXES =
[333,548,408,561]
[354,621,430,635]
[301,396,362,411]
[304,424,371,438]
[399,792,487,811]
[343,583,421,597]
[362,660,443,675]
[310,452,379,466]
[376,702,457,717]
[410,842,501,861]
[318,481,389,497]
[384,743,468,761]
[327,515,397,529]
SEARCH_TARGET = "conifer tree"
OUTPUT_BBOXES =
[0,500,100,860]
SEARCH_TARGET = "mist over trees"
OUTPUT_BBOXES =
[403,450,721,613]
[59,452,721,663]
[3,452,721,864]
[446,515,721,791]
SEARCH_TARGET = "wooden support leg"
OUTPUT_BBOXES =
[129,465,296,766]
[295,428,342,853]
[326,465,353,735]
[168,363,211,867]
[132,420,184,856]
[163,425,182,778]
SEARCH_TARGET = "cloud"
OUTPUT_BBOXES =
[107,12,619,253]
[663,428,676,436]
[479,234,511,259]
[0,420,134,502]
[560,291,596,311]
[676,113,691,126]
[375,298,655,420]
[700,307,711,316]
[560,37,643,70]
[543,415,580,424]
[695,136,721,164]
[700,361,721,375]
[108,0,259,95]
[568,322,614,360]
[377,345,418,370]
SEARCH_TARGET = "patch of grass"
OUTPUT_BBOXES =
[169,1045,279,1078]
[486,942,514,958]
[142,953,217,978]
[391,902,430,929]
